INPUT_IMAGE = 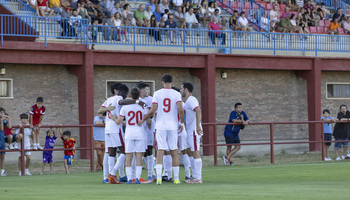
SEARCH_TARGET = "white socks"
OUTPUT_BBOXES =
[182,154,191,178]
[189,156,195,178]
[172,166,179,181]
[111,154,126,176]
[163,155,172,178]
[136,166,142,180]
[119,161,125,177]
[147,155,155,177]
[155,164,163,180]
[103,153,109,179]
[126,167,132,181]
[194,158,202,180]
[131,155,136,180]
[108,156,115,174]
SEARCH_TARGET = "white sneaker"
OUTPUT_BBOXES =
[19,171,22,176]
[37,145,43,150]
[347,153,350,157]
[0,171,6,176]
[33,144,38,150]
[341,155,346,160]
[324,157,332,161]
[25,171,32,176]
[8,144,14,150]
[335,156,342,161]
[14,143,19,149]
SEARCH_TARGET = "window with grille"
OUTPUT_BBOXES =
[327,83,350,99]
[0,79,13,98]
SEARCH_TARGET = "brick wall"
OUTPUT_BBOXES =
[215,69,309,142]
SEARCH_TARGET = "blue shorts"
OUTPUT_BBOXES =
[43,153,53,163]
[0,133,5,155]
[324,133,332,146]
[64,155,74,166]
[5,134,17,143]
[334,138,349,149]
[224,135,240,144]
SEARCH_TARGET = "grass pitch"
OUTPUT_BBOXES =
[1,161,350,200]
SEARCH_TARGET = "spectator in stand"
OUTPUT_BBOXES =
[281,6,292,18]
[102,13,116,41]
[327,18,340,41]
[182,1,191,14]
[69,9,82,36]
[90,19,99,50]
[303,0,314,12]
[122,4,136,26]
[77,2,91,21]
[61,0,73,14]
[305,7,319,26]
[192,0,199,9]
[159,0,170,14]
[269,4,279,32]
[238,11,253,36]
[229,10,239,31]
[166,14,186,43]
[145,0,156,13]
[114,12,129,41]
[295,0,303,8]
[86,1,98,21]
[333,8,347,24]
[207,2,215,17]
[287,0,299,11]
[4,113,22,150]
[290,14,304,38]
[38,0,54,17]
[317,3,330,20]
[104,0,115,17]
[161,9,170,26]
[174,6,186,28]
[28,0,40,16]
[110,2,121,16]
[298,7,310,37]
[333,105,350,161]
[0,108,7,176]
[172,0,183,8]
[148,15,162,42]
[210,9,221,23]
[343,17,350,34]
[135,5,147,27]
[48,0,63,17]
[144,5,153,23]
[93,113,106,171]
[185,8,201,36]
[276,14,292,37]
[263,0,277,5]
[17,113,33,176]
[208,17,225,45]
[153,6,162,22]
[198,1,209,27]
[214,2,221,15]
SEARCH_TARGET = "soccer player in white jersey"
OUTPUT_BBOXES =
[181,82,203,184]
[137,82,156,181]
[115,87,151,184]
[138,74,185,185]
[98,83,138,184]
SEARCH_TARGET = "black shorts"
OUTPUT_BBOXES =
[324,133,332,146]
[225,135,240,144]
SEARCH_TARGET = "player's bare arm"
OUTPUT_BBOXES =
[38,115,44,128]
[115,116,124,125]
[195,107,203,135]
[119,99,146,108]
[98,103,115,114]
[30,115,33,129]
[177,101,185,132]
[138,103,157,125]
[110,113,120,125]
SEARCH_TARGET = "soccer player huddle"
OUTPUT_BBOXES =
[99,74,203,185]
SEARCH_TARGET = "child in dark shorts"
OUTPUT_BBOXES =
[91,19,99,49]
[321,109,336,161]
[41,128,57,175]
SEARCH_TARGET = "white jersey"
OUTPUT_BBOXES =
[119,104,147,140]
[15,124,32,146]
[184,95,200,131]
[101,95,123,134]
[178,101,186,137]
[140,96,153,109]
[152,88,182,131]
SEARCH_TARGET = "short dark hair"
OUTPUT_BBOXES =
[47,129,55,135]
[130,87,140,99]
[215,8,219,12]
[137,82,150,90]
[123,3,129,10]
[340,104,347,110]
[164,9,169,13]
[321,2,325,5]
[161,74,173,83]
[63,131,71,137]
[36,97,44,103]
[235,102,242,108]
[20,113,28,119]
[117,84,129,98]
[171,86,180,92]
[0,107,5,112]
[111,82,122,95]
[182,82,193,93]
[240,11,245,15]
[233,10,238,13]
[323,109,330,114]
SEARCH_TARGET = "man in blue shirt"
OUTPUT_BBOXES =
[145,0,156,13]
[153,6,162,22]
[93,112,106,172]
[223,103,249,166]
[321,109,336,161]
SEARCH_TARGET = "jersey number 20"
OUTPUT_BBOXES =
[128,111,142,125]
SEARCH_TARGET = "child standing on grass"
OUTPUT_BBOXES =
[58,127,76,174]
[17,113,33,176]
[30,97,46,150]
[41,128,58,175]
[321,109,336,161]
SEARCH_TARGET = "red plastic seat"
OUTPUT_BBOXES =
[279,10,284,17]
[339,28,345,34]
[266,3,273,10]
[324,27,328,32]
[280,4,287,11]
[325,20,331,26]
[236,2,245,8]
[317,26,324,33]
[310,26,317,33]
[319,20,325,27]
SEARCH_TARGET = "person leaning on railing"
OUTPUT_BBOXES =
[93,112,106,171]
[333,105,350,161]
[148,15,162,42]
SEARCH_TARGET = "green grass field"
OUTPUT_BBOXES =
[1,161,350,200]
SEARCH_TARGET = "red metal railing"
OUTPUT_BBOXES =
[1,121,349,174]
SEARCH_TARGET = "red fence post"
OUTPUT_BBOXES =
[20,126,25,176]
[90,125,94,172]
[214,124,218,166]
[321,121,325,161]
[270,123,274,164]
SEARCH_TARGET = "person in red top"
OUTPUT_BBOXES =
[58,127,76,174]
[30,97,46,150]
[37,0,54,17]
[4,113,23,150]
[208,17,226,45]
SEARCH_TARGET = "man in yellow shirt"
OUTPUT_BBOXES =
[49,0,63,17]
